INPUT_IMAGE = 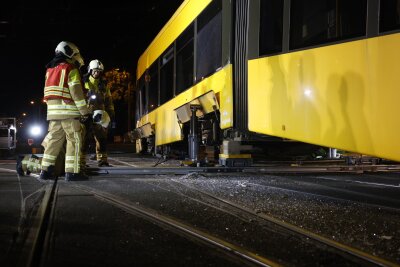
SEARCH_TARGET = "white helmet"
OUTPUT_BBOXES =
[93,110,110,128]
[88,59,104,73]
[55,41,84,67]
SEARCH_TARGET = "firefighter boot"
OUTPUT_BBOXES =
[65,172,89,181]
[39,166,56,180]
[98,160,111,167]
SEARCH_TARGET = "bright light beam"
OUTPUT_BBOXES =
[29,125,42,137]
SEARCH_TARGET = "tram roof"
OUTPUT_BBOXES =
[136,0,212,79]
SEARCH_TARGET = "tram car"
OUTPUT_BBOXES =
[133,0,400,165]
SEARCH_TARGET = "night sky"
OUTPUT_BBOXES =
[0,0,184,118]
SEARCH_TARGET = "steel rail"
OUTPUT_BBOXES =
[16,180,58,267]
[87,164,400,176]
[72,184,281,267]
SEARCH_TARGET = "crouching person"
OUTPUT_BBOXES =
[16,136,65,178]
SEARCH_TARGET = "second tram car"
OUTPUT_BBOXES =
[133,0,400,165]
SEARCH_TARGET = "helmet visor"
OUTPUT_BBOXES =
[74,53,84,67]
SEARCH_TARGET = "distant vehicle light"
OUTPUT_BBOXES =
[90,95,97,100]
[30,125,42,137]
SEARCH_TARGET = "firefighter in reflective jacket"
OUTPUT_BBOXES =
[40,41,90,181]
[83,59,115,167]
[16,134,65,177]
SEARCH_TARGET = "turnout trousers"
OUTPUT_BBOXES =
[93,123,108,162]
[42,119,83,174]
[21,137,65,176]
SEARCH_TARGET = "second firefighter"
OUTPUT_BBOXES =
[83,59,115,167]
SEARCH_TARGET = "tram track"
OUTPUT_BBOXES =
[166,179,398,267]
[89,162,400,176]
[71,183,279,267]
[161,172,400,264]
[11,179,58,267]
[70,181,397,267]
[240,175,400,210]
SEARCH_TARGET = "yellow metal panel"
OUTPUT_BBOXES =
[138,65,233,146]
[137,0,212,79]
[198,91,219,114]
[175,91,219,123]
[217,66,233,129]
[248,34,400,162]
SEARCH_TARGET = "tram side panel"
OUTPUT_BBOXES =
[248,34,400,162]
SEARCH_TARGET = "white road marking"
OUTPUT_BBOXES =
[108,157,138,167]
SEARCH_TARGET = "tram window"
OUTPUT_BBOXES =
[140,81,147,115]
[176,24,194,95]
[259,0,283,56]
[148,62,158,111]
[135,90,141,121]
[290,0,367,50]
[160,47,174,105]
[136,75,145,118]
[196,0,222,81]
[380,0,400,32]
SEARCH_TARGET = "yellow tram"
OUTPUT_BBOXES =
[134,0,400,164]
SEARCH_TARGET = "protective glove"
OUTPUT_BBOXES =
[79,114,92,124]
[87,105,94,114]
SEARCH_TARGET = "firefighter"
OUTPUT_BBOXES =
[40,41,90,181]
[16,135,65,177]
[83,59,115,167]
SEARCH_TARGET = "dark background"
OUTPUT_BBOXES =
[0,0,184,126]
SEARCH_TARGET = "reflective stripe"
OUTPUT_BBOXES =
[44,90,71,97]
[74,130,81,172]
[43,154,57,160]
[68,80,81,86]
[44,86,71,99]
[74,99,87,108]
[47,110,81,115]
[44,86,69,92]
[65,130,81,173]
[48,104,79,111]
[45,91,65,97]
[47,103,81,116]
[59,69,66,88]
[41,161,53,167]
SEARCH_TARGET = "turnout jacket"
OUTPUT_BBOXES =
[44,62,89,120]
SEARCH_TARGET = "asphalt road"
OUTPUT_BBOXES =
[0,149,399,266]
